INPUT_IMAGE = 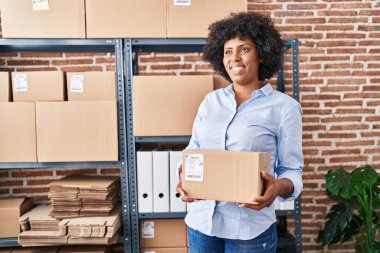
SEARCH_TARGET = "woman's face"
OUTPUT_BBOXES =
[223,37,261,86]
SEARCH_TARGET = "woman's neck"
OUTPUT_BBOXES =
[233,81,261,107]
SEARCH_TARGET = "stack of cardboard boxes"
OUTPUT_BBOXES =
[0,71,118,163]
[0,0,247,39]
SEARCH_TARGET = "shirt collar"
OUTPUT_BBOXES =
[223,83,273,97]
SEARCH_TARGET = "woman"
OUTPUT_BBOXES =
[177,12,303,253]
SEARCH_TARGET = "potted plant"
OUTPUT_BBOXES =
[318,165,379,253]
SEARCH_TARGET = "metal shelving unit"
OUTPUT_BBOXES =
[124,38,302,253]
[0,39,131,253]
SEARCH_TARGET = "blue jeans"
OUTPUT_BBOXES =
[188,223,277,253]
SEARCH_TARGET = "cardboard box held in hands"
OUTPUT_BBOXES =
[182,149,271,204]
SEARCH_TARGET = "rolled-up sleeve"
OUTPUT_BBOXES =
[275,101,303,202]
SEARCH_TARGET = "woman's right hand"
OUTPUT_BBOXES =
[176,165,202,203]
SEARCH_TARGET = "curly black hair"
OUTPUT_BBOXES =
[203,12,283,82]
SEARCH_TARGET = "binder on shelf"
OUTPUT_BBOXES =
[153,151,169,213]
[137,151,154,213]
[280,200,295,210]
[169,151,186,212]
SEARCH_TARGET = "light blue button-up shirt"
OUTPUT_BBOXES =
[184,83,303,240]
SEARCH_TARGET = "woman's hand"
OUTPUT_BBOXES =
[176,165,202,203]
[239,171,294,210]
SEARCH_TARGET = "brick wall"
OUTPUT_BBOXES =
[1,0,380,252]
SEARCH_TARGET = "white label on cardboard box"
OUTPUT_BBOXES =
[141,221,154,238]
[185,154,204,182]
[32,0,50,11]
[70,74,84,93]
[13,73,28,92]
[144,251,156,253]
[174,0,191,6]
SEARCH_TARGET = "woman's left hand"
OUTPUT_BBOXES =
[239,171,280,210]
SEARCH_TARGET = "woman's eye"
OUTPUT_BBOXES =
[241,47,249,53]
[224,50,232,55]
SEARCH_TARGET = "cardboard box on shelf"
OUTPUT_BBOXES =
[0,102,37,162]
[133,75,213,136]
[0,198,34,238]
[66,72,116,101]
[0,72,11,102]
[11,71,64,102]
[36,101,118,162]
[0,0,85,38]
[140,219,187,248]
[141,248,187,253]
[86,0,166,38]
[167,0,247,38]
[182,149,271,203]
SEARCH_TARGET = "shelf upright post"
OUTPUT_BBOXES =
[291,38,302,253]
[123,38,140,253]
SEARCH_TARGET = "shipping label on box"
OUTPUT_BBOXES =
[184,153,204,182]
[12,73,28,92]
[141,221,155,239]
[32,0,50,11]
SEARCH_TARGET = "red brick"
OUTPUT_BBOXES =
[282,33,324,39]
[336,140,374,147]
[303,141,332,147]
[65,53,107,57]
[11,67,57,72]
[327,48,366,54]
[0,189,10,195]
[183,55,203,62]
[7,59,50,66]
[310,56,349,61]
[324,63,363,69]
[320,86,359,92]
[27,179,55,186]
[55,169,98,176]
[95,58,116,64]
[276,25,313,31]
[327,79,366,85]
[364,148,380,154]
[318,165,355,172]
[302,174,325,180]
[0,180,23,187]
[326,33,366,39]
[303,109,332,115]
[367,101,380,106]
[20,53,63,57]
[303,149,319,155]
[318,133,356,139]
[299,48,325,54]
[329,124,369,131]
[315,198,337,205]
[359,10,380,15]
[304,158,325,164]
[287,4,327,10]
[328,17,368,23]
[344,93,380,99]
[299,64,321,70]
[274,11,313,17]
[366,116,380,121]
[368,64,380,69]
[373,156,380,162]
[11,170,53,177]
[354,55,380,61]
[303,94,340,100]
[315,25,354,31]
[317,41,357,47]
[335,108,375,114]
[0,172,9,177]
[195,64,212,70]
[140,56,181,63]
[301,102,320,107]
[61,66,103,72]
[286,18,325,24]
[361,132,380,138]
[322,149,361,155]
[248,4,282,10]
[358,25,380,31]
[369,33,380,38]
[106,66,116,71]
[370,78,380,83]
[312,70,351,77]
[303,125,327,131]
[318,10,357,16]
[139,72,176,76]
[0,52,19,57]
[321,116,362,123]
[331,3,371,8]
[52,59,93,65]
[151,64,192,70]
[359,40,380,46]
[13,187,49,194]
[330,156,368,163]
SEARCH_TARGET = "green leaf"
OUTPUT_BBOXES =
[319,202,353,245]
[326,169,353,200]
[351,166,378,193]
[341,214,362,243]
[372,240,380,253]
[326,166,378,200]
[373,177,380,210]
